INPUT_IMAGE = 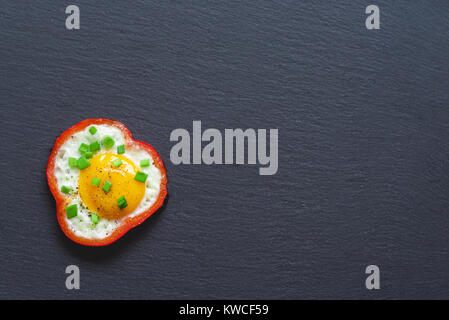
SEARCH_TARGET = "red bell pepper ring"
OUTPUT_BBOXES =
[46,119,168,246]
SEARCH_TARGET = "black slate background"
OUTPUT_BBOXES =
[1,1,449,299]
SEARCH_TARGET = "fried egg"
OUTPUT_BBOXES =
[53,124,163,239]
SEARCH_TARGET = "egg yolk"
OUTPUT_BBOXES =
[78,153,145,220]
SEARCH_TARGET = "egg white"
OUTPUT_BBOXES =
[54,124,162,239]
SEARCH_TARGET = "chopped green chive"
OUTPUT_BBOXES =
[91,214,99,224]
[89,126,97,135]
[117,196,128,210]
[102,136,114,148]
[79,143,89,154]
[117,145,125,154]
[102,180,111,194]
[112,158,122,167]
[65,204,77,219]
[68,157,78,168]
[140,159,150,167]
[89,141,100,152]
[91,177,101,186]
[77,156,90,170]
[134,171,148,183]
[85,151,93,159]
[61,186,72,194]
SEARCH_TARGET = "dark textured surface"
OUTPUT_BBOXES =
[1,1,449,299]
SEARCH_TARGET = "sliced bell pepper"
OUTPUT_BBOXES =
[46,119,168,246]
